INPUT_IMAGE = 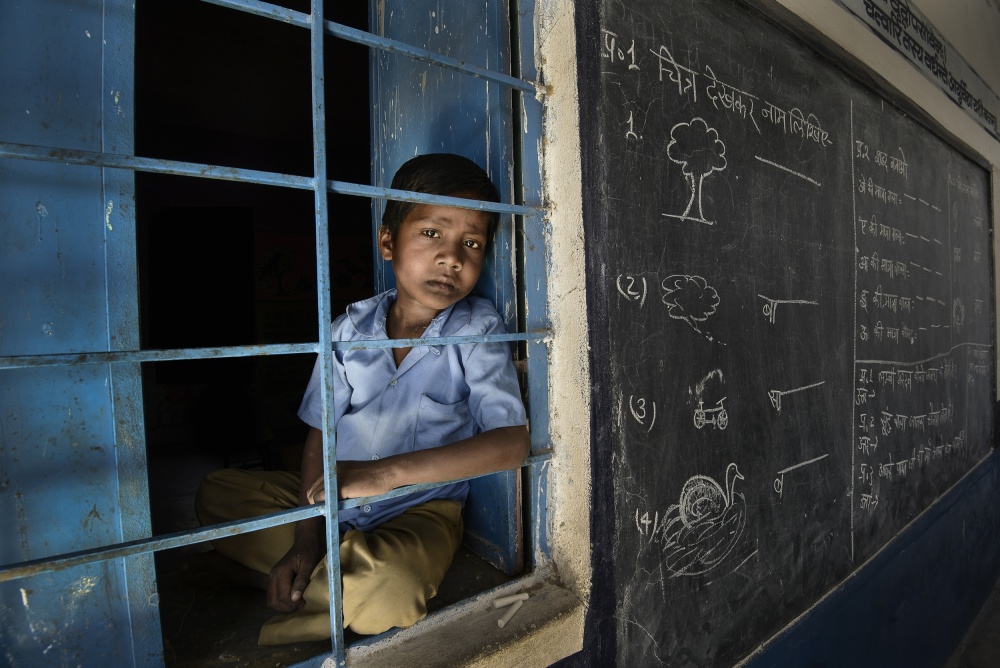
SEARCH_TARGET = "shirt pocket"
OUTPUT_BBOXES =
[415,393,474,450]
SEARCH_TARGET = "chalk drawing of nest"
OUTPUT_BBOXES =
[661,463,746,577]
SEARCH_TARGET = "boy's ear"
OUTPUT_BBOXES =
[378,225,393,261]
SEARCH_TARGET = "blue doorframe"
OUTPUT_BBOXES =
[0,1,160,664]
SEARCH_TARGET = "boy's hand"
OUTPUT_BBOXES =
[267,542,322,613]
[304,461,392,503]
[304,475,327,504]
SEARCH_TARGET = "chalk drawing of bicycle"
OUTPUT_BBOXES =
[693,397,728,430]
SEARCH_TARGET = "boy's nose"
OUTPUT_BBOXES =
[437,243,463,269]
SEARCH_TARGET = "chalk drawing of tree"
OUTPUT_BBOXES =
[664,117,727,225]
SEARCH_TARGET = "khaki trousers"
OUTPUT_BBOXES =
[194,468,463,644]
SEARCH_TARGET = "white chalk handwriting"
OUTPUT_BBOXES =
[647,44,833,147]
[601,29,639,71]
[871,401,956,436]
[858,434,879,455]
[859,492,880,513]
[872,366,950,393]
[857,214,907,245]
[773,454,829,498]
[704,64,761,133]
[855,140,908,180]
[759,102,833,147]
[650,45,699,102]
[968,348,990,384]
[858,462,875,489]
[857,251,911,280]
[757,293,819,324]
[948,173,983,200]
[860,285,929,315]
[858,174,902,205]
[617,274,648,307]
[861,320,918,346]
[624,110,639,140]
[876,431,967,483]
[768,381,825,412]
[634,509,661,541]
[629,395,657,433]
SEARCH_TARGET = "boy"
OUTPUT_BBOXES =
[195,154,530,645]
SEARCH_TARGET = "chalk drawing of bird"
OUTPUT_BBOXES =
[661,462,746,577]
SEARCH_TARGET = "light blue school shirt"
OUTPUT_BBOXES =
[298,289,527,533]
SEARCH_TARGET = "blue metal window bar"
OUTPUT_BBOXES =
[0,0,549,664]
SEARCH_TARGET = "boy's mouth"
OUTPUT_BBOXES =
[426,278,456,292]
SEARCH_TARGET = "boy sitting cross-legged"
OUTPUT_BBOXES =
[195,153,530,645]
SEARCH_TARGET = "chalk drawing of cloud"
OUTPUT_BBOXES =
[661,275,720,333]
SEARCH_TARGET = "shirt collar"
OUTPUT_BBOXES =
[350,289,466,349]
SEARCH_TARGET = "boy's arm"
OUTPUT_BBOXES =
[306,424,530,502]
[267,427,326,612]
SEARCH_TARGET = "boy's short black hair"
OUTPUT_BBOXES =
[381,154,500,240]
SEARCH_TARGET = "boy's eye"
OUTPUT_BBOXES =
[421,229,440,238]
[464,239,483,250]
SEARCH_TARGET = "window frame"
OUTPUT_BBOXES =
[0,0,551,664]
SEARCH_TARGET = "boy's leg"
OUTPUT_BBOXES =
[194,468,301,574]
[258,499,463,644]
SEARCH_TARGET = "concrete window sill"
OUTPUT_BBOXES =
[341,572,585,668]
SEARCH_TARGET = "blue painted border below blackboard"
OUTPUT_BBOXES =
[741,449,1000,668]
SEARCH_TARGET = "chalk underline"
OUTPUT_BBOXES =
[754,155,822,187]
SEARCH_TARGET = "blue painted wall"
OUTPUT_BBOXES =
[0,1,159,665]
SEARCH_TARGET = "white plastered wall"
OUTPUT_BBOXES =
[911,0,1000,94]
[535,0,590,602]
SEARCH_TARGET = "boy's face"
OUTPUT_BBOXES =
[379,201,490,318]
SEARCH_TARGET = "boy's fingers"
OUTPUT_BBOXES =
[267,568,296,612]
[291,570,311,606]
[306,478,325,504]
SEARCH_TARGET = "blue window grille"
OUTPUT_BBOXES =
[0,0,550,665]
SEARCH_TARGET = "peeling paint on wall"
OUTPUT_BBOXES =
[82,503,104,530]
[69,575,97,600]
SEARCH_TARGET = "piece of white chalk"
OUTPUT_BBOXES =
[497,599,523,628]
[493,592,529,609]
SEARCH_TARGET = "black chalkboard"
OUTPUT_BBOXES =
[579,0,994,665]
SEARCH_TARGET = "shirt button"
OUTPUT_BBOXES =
[363,505,372,513]
[372,454,380,460]
[389,379,397,386]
